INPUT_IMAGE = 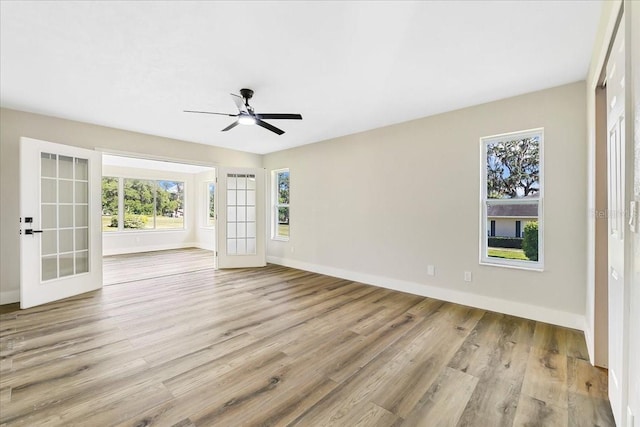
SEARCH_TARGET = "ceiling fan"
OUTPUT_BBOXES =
[184,88,302,135]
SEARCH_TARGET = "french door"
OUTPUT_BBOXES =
[20,137,103,309]
[216,167,266,268]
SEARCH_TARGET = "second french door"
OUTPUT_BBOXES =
[216,167,266,268]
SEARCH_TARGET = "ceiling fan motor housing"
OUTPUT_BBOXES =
[240,88,254,100]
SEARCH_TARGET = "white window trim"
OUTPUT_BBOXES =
[479,128,544,271]
[272,168,290,241]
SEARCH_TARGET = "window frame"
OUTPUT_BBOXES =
[101,176,186,232]
[271,168,290,241]
[479,128,544,271]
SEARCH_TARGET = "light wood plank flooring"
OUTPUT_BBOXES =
[0,249,614,426]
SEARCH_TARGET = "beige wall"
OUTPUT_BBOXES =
[264,82,587,326]
[0,108,261,303]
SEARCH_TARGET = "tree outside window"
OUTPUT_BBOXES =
[101,177,118,232]
[273,169,290,240]
[102,177,185,231]
[208,182,215,227]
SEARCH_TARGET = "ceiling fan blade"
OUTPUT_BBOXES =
[256,113,303,120]
[184,110,237,116]
[230,94,248,114]
[221,121,240,132]
[256,119,285,135]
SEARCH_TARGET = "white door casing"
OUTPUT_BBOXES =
[216,167,266,268]
[20,137,103,309]
[606,19,628,427]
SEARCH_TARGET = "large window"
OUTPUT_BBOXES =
[101,177,185,231]
[480,129,543,269]
[272,169,290,240]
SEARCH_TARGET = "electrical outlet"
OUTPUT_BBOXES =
[427,265,435,276]
[464,271,472,282]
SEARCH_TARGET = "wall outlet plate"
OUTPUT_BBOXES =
[427,265,435,276]
[464,271,472,282]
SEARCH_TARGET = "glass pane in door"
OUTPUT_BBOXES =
[226,173,257,255]
[40,152,90,281]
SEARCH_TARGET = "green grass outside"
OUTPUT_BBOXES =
[488,247,529,260]
[278,223,290,237]
[102,215,184,231]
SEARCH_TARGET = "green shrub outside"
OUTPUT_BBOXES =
[487,236,523,249]
[110,214,148,229]
[522,221,539,261]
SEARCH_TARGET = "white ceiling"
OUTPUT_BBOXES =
[1,1,602,155]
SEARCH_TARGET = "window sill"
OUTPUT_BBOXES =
[271,237,289,242]
[103,228,187,234]
[479,260,544,272]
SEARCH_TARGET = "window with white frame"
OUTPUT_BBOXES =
[206,181,215,227]
[480,129,543,269]
[101,177,185,231]
[272,169,290,240]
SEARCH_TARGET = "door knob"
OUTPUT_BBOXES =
[25,229,43,235]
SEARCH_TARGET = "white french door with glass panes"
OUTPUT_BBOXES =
[20,137,102,309]
[216,167,266,268]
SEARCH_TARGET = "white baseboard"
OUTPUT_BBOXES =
[267,256,586,331]
[194,242,216,251]
[103,242,199,256]
[0,289,20,305]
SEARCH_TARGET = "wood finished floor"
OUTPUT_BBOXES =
[0,248,614,426]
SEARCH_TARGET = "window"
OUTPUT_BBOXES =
[481,129,543,269]
[102,177,185,231]
[101,177,119,232]
[206,181,215,227]
[272,169,289,240]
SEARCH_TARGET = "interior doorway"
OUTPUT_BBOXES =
[101,154,216,253]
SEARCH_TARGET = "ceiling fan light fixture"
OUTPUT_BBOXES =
[184,89,301,135]
[238,116,256,125]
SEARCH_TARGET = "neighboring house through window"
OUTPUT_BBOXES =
[481,129,543,269]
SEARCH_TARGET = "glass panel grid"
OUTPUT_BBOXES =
[226,173,257,256]
[40,152,90,281]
